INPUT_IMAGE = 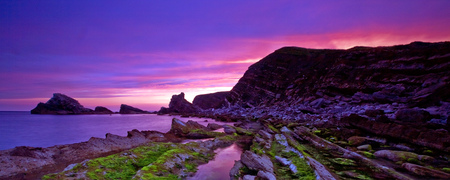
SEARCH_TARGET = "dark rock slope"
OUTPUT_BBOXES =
[31,93,96,114]
[197,41,450,152]
[193,91,229,109]
[228,41,450,108]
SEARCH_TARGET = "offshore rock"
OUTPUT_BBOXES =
[193,91,230,109]
[31,93,94,114]
[158,92,199,114]
[119,104,149,114]
[94,106,113,114]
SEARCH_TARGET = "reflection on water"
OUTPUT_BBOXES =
[189,143,243,180]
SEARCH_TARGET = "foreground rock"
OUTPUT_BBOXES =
[119,104,150,114]
[0,118,226,179]
[0,129,172,179]
[31,93,95,114]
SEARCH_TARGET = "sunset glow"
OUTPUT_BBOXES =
[1,0,449,111]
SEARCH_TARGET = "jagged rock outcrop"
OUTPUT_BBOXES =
[158,92,199,114]
[94,106,114,114]
[227,41,450,110]
[193,91,230,109]
[31,93,94,114]
[119,104,149,114]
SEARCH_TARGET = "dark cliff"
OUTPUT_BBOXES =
[193,91,229,109]
[228,41,450,108]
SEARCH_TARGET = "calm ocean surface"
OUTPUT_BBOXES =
[0,111,233,150]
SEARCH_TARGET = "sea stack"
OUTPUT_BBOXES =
[119,104,150,114]
[31,93,95,115]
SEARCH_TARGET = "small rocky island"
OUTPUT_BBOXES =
[2,41,450,179]
[30,93,151,115]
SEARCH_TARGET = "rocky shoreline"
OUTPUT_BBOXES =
[0,118,239,180]
[3,41,449,179]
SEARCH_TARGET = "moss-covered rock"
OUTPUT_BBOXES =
[330,158,356,166]
[373,150,418,162]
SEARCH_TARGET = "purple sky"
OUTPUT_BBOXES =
[1,0,450,111]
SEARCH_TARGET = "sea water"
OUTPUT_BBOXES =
[0,111,233,150]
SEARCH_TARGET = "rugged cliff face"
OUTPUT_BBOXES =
[193,91,229,109]
[228,41,450,109]
[196,41,450,153]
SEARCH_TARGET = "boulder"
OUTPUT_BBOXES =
[31,93,94,114]
[94,106,113,114]
[402,163,450,179]
[119,104,149,114]
[240,151,273,172]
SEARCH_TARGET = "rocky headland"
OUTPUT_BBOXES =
[160,41,450,179]
[5,41,449,179]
